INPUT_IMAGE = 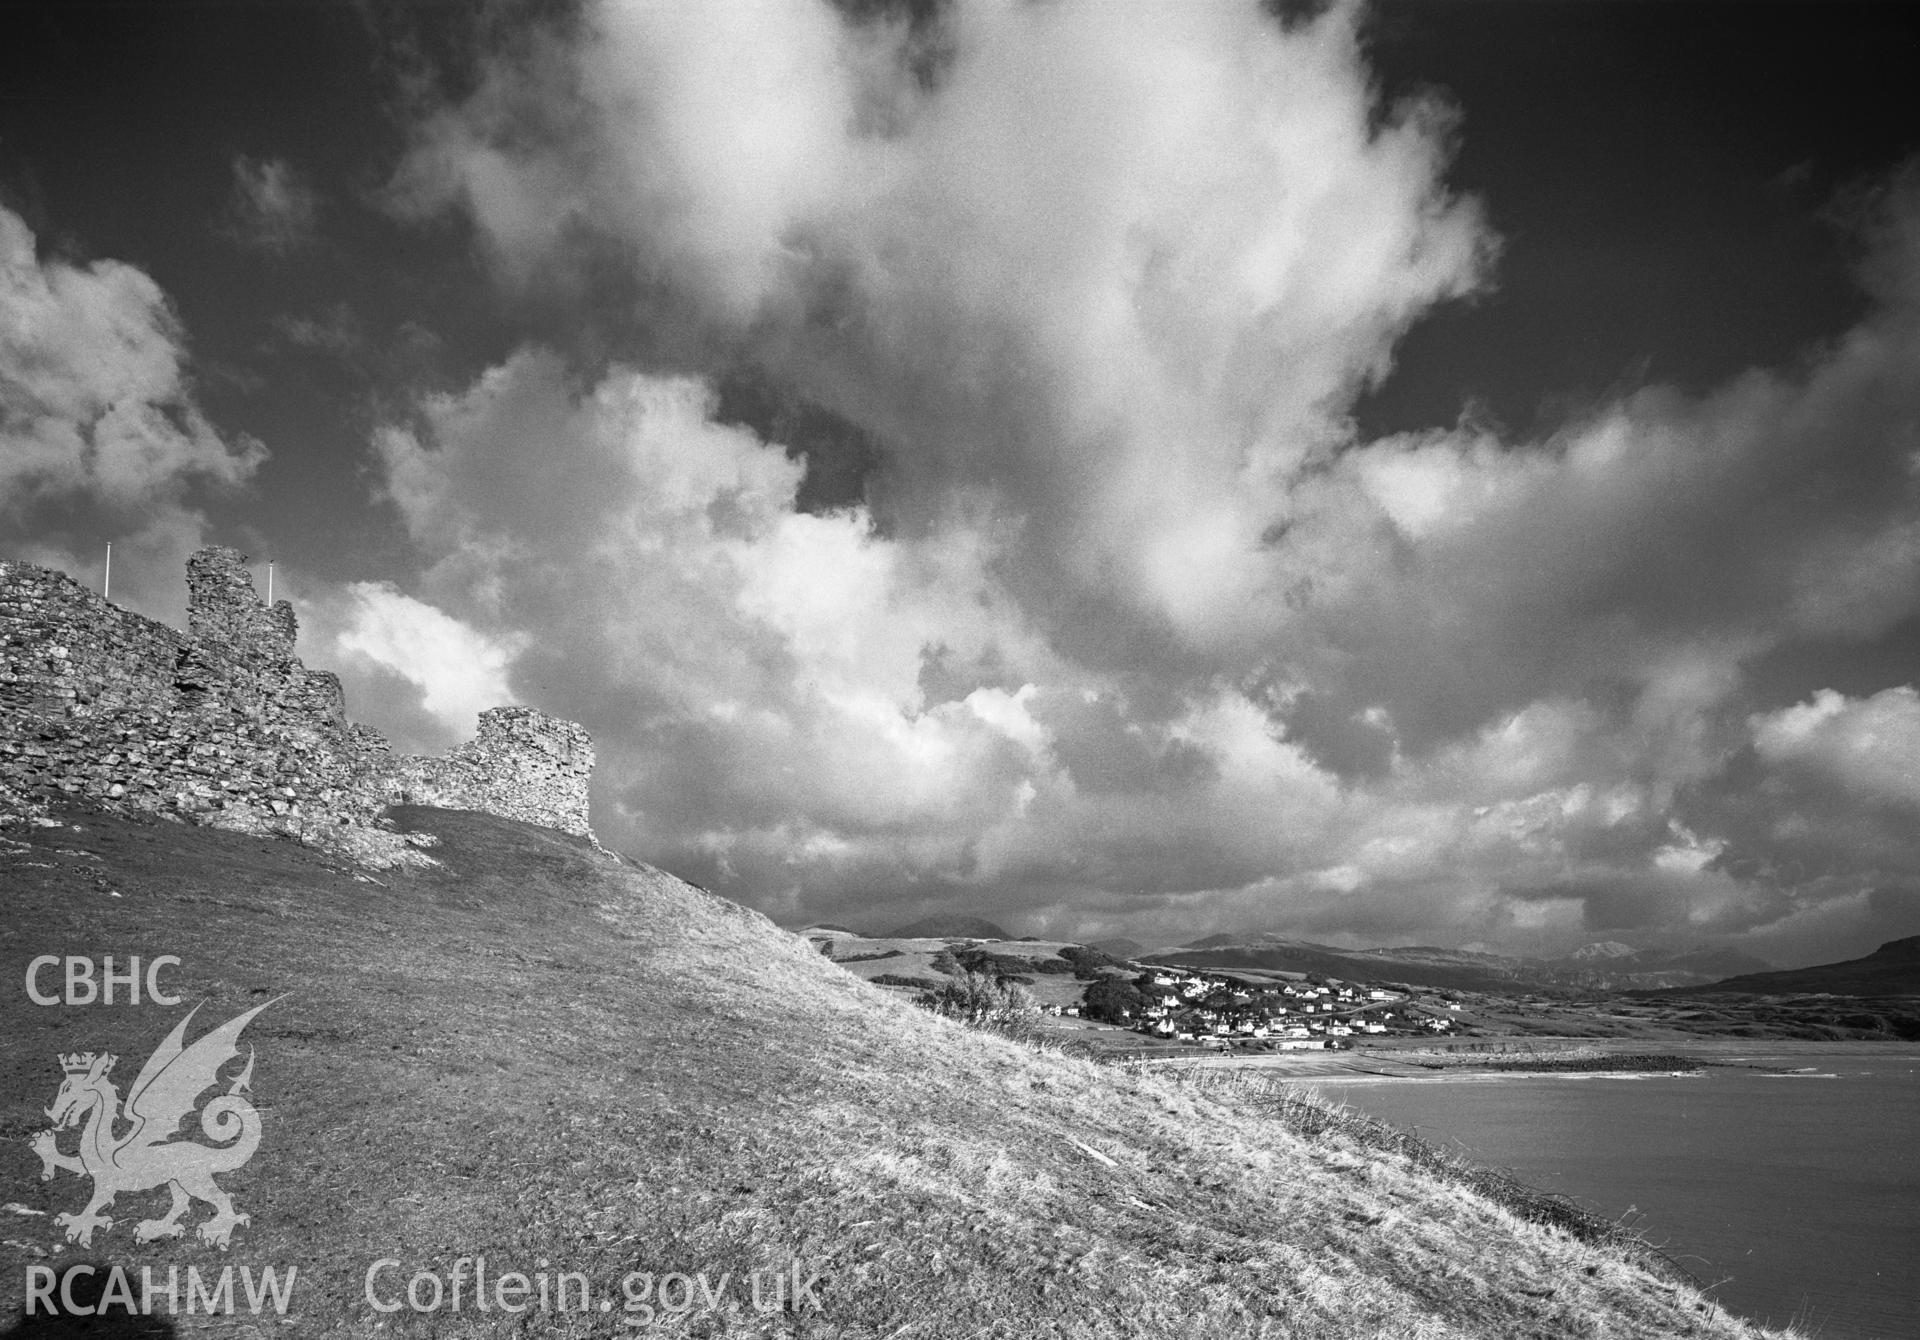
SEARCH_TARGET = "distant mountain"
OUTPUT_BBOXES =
[803,923,860,935]
[1612,947,1773,988]
[888,914,1014,941]
[1150,938,1525,991]
[1146,934,1772,993]
[1570,941,1637,960]
[1089,938,1144,960]
[1657,936,1920,998]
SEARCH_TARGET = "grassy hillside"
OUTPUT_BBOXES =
[1664,936,1920,997]
[1147,944,1519,994]
[881,915,1014,940]
[811,932,1105,1016]
[1,806,1797,1338]
[1148,939,1770,994]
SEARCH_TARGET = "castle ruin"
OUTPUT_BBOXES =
[0,548,594,861]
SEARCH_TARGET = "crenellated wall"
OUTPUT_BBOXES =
[0,548,595,859]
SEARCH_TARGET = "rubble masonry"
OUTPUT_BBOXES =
[0,548,594,858]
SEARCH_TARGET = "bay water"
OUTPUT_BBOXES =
[1305,1042,1917,1339]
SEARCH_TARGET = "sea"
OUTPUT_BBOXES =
[1302,1041,1918,1340]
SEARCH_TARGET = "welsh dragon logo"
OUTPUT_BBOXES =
[31,999,277,1250]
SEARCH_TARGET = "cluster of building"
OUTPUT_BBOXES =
[1018,956,1470,1052]
[1129,968,1453,1049]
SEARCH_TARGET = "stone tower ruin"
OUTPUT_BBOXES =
[0,547,594,860]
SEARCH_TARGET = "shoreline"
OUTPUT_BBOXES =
[1252,1040,1919,1340]
[1131,1035,1916,1081]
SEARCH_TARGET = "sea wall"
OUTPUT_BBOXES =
[0,548,594,855]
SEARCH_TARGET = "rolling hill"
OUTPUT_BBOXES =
[1655,936,1920,998]
[883,914,1013,940]
[0,805,1794,1338]
[1146,935,1771,993]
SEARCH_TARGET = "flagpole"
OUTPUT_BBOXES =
[267,560,274,606]
[103,542,112,602]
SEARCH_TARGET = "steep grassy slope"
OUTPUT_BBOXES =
[1,806,1796,1338]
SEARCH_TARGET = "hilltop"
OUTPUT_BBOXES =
[883,914,1012,941]
[1144,934,1770,993]
[0,803,1793,1338]
[1651,936,1920,999]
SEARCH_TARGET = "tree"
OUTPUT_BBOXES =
[1059,945,1121,979]
[1083,976,1149,1024]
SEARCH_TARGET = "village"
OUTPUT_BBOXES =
[1046,966,1463,1051]
[800,926,1471,1054]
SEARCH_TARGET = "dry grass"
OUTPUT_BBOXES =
[0,805,1800,1338]
[913,971,1048,1044]
[1140,1065,1689,1276]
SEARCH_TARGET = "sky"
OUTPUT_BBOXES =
[4,0,1919,966]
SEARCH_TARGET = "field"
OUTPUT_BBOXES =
[0,805,1800,1338]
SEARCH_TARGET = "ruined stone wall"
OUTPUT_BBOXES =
[0,548,595,857]
[378,707,595,839]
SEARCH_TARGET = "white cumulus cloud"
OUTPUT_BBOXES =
[1751,687,1920,808]
[362,3,1920,960]
[332,582,524,739]
[0,203,265,618]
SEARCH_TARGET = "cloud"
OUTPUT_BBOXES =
[0,204,265,618]
[392,0,1490,656]
[344,348,1677,953]
[225,156,320,254]
[368,352,1046,849]
[1751,687,1920,809]
[1663,686,1920,960]
[325,581,524,748]
[367,2,1920,962]
[270,303,364,358]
